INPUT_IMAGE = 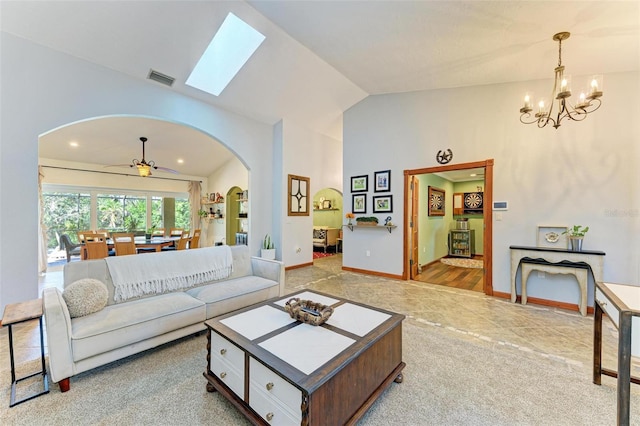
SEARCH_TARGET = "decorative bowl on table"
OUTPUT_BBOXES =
[284,298,334,326]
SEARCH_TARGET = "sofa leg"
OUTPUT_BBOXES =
[59,378,70,392]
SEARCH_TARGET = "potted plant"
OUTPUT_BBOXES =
[355,216,379,227]
[563,225,589,251]
[261,234,276,260]
[145,225,157,239]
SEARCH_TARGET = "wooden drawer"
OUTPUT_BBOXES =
[250,357,301,424]
[210,332,245,398]
[596,287,620,328]
[211,356,244,399]
[250,384,300,425]
[210,331,244,371]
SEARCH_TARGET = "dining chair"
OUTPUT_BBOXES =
[83,232,105,242]
[59,234,81,262]
[189,229,201,249]
[169,228,184,237]
[152,228,165,237]
[176,233,191,250]
[111,232,137,256]
[95,229,110,240]
[77,230,93,244]
[85,240,109,259]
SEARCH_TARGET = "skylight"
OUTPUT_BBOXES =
[186,13,265,96]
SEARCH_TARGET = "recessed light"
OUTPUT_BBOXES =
[69,141,79,148]
[177,159,184,164]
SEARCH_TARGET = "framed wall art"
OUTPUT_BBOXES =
[288,174,310,216]
[373,195,393,213]
[352,194,367,214]
[351,175,368,193]
[374,170,391,192]
[428,186,445,216]
[537,226,568,249]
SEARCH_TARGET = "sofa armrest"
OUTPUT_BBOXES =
[251,257,285,296]
[42,287,75,383]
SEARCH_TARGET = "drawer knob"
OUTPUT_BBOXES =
[266,382,274,391]
[220,348,227,355]
[266,412,274,422]
[220,372,227,379]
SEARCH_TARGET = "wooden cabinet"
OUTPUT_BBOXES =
[453,192,483,215]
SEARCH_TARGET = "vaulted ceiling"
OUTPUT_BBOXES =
[3,1,638,177]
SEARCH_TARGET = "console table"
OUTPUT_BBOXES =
[593,281,640,426]
[510,246,605,316]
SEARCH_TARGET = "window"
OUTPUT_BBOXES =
[186,13,265,96]
[42,191,90,249]
[175,198,191,230]
[97,194,147,233]
[43,187,189,249]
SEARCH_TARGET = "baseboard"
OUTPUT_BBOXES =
[493,291,594,315]
[285,262,313,271]
[341,266,403,280]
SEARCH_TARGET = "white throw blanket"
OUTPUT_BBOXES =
[105,245,233,302]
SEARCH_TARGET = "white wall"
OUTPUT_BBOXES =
[344,71,640,306]
[0,33,275,311]
[280,120,343,267]
[206,157,248,247]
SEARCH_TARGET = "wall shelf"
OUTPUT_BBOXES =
[344,224,397,234]
[313,208,339,212]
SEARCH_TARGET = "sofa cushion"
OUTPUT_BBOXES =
[186,276,279,318]
[63,279,109,318]
[229,245,252,279]
[70,292,205,362]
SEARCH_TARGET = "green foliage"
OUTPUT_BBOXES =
[563,225,589,237]
[355,216,379,223]
[262,234,274,249]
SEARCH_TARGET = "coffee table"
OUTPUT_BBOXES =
[203,290,405,425]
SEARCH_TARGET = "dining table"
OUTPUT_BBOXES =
[81,236,181,259]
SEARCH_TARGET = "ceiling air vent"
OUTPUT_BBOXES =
[147,69,175,87]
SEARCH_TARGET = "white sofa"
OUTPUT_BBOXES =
[42,245,284,392]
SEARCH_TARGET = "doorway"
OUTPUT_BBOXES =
[403,159,494,296]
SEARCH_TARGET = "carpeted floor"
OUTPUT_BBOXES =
[1,320,636,425]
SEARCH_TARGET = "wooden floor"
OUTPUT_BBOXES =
[413,256,484,292]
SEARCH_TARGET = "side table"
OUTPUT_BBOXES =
[2,298,49,407]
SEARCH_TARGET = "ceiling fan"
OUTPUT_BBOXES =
[107,137,179,177]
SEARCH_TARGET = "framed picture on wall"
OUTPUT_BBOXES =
[374,170,391,192]
[351,175,368,193]
[428,186,445,216]
[352,194,367,213]
[373,195,393,213]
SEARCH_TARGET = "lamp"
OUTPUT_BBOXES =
[520,32,603,129]
[136,163,152,177]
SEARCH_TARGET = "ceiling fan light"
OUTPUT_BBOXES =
[137,163,152,177]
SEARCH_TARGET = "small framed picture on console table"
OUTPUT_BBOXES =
[536,226,568,249]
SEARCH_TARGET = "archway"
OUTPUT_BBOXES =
[38,115,249,264]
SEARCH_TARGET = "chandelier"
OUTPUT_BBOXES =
[520,32,603,129]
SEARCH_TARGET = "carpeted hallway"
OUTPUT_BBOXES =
[1,255,639,424]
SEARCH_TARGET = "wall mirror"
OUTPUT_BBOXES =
[288,174,310,216]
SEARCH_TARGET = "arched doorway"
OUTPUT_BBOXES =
[312,188,343,258]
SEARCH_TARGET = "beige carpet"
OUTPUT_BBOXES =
[441,257,483,269]
[1,320,636,425]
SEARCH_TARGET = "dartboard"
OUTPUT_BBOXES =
[430,193,443,209]
[464,192,483,209]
